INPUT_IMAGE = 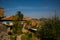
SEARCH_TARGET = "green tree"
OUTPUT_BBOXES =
[11,11,24,40]
[13,11,23,34]
[36,15,60,40]
[15,11,23,20]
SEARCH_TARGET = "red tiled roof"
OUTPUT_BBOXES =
[2,16,16,20]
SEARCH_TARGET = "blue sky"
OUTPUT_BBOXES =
[0,0,60,18]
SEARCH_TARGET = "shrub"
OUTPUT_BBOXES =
[36,16,60,40]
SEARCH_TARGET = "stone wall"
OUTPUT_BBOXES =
[0,8,4,17]
[0,23,10,40]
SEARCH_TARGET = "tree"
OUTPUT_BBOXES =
[15,11,23,20]
[11,11,24,40]
[12,11,24,34]
[36,15,60,40]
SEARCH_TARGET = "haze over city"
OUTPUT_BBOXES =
[0,0,60,18]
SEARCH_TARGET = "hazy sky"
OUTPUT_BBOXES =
[0,0,60,18]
